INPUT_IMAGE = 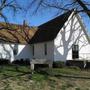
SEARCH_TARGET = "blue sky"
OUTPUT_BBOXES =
[0,0,90,34]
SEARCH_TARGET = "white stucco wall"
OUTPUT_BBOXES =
[0,41,54,62]
[15,44,33,61]
[33,41,54,61]
[54,12,90,61]
[0,43,33,62]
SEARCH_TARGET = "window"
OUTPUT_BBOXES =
[72,44,79,59]
[32,45,34,56]
[13,45,18,55]
[44,43,47,55]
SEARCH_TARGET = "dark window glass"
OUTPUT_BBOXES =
[13,45,18,55]
[44,43,47,55]
[32,45,34,56]
[72,44,79,59]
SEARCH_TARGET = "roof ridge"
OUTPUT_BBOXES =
[38,9,73,27]
[30,10,73,44]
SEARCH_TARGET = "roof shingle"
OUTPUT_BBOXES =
[0,23,37,44]
[29,10,73,44]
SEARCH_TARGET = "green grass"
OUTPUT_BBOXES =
[0,65,90,90]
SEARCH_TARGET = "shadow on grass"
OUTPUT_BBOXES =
[35,68,90,80]
[1,64,90,81]
[0,64,32,81]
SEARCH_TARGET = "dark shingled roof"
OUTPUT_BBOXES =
[29,10,73,44]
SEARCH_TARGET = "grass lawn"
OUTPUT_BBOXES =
[0,65,90,90]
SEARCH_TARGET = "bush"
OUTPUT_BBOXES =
[12,59,30,65]
[35,64,49,70]
[66,60,88,69]
[0,59,10,65]
[53,61,65,68]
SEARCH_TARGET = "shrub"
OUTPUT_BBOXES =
[12,59,30,65]
[66,60,88,68]
[53,61,65,68]
[35,64,49,70]
[0,59,10,65]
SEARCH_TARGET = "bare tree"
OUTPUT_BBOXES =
[75,0,90,18]
[0,0,21,22]
[26,0,90,18]
[0,0,28,43]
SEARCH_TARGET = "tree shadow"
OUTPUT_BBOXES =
[54,13,89,61]
[0,64,32,81]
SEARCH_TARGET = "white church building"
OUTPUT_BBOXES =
[0,10,90,67]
